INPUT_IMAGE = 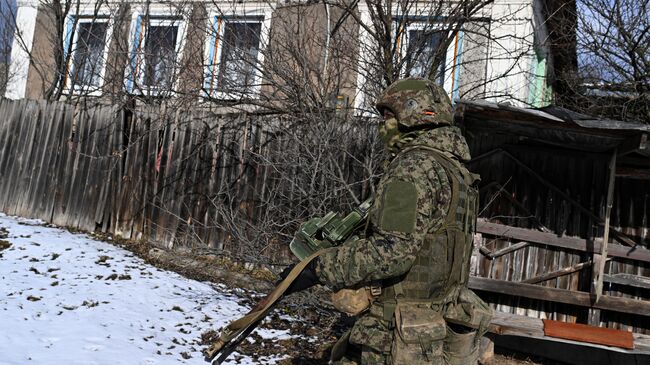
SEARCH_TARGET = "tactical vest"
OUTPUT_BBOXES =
[380,145,479,303]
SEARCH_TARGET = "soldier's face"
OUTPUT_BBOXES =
[378,110,400,148]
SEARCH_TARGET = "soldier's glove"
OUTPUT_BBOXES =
[277,259,321,295]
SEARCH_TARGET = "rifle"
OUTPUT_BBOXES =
[204,198,373,364]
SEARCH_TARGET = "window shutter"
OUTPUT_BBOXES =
[204,15,221,95]
[63,16,75,61]
[451,30,464,103]
[127,15,143,92]
[62,16,75,87]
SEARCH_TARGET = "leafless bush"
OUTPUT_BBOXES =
[549,0,649,123]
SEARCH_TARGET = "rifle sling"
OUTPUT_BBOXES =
[205,250,323,362]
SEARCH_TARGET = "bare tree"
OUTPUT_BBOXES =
[550,0,649,123]
[578,0,649,122]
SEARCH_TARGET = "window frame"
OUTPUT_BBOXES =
[398,21,448,84]
[203,7,271,100]
[126,9,187,96]
[353,11,463,114]
[395,19,456,93]
[63,15,113,96]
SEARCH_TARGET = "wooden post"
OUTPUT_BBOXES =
[590,149,617,324]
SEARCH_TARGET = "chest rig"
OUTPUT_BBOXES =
[379,145,479,304]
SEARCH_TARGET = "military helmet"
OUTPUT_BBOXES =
[375,78,453,128]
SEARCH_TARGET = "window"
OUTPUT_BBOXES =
[70,21,109,88]
[400,23,447,85]
[405,28,446,84]
[205,17,263,98]
[0,0,16,65]
[143,22,178,88]
[64,17,111,93]
[354,15,457,114]
[127,15,186,95]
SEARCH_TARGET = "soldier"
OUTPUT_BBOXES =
[281,78,492,364]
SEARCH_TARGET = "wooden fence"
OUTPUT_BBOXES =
[0,98,379,262]
[2,97,650,342]
[466,126,650,335]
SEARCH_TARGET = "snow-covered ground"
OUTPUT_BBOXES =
[0,213,291,365]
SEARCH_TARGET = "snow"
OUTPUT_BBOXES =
[0,213,289,365]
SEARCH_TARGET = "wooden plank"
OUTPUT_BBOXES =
[543,319,633,349]
[483,241,529,259]
[4,100,31,214]
[113,108,136,238]
[168,112,194,247]
[616,166,650,180]
[15,101,43,217]
[61,105,90,228]
[13,101,42,215]
[478,220,590,251]
[489,311,650,354]
[72,106,95,230]
[129,111,151,239]
[521,261,592,284]
[206,120,224,249]
[39,102,67,222]
[192,111,212,245]
[89,106,114,230]
[593,149,617,304]
[51,103,77,226]
[604,273,650,290]
[184,112,204,245]
[115,111,141,239]
[469,276,650,316]
[1,100,23,212]
[137,109,157,241]
[104,107,125,233]
[28,100,57,220]
[0,100,21,212]
[77,106,102,231]
[477,220,650,263]
[92,106,116,228]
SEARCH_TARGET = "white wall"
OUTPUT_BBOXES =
[4,0,38,100]
[483,0,537,106]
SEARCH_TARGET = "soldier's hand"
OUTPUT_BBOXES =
[277,260,321,295]
[278,264,294,282]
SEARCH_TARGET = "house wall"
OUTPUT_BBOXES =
[7,1,548,108]
[456,21,491,100]
[264,3,359,106]
[175,2,207,102]
[24,3,57,100]
[101,3,132,99]
[484,0,539,105]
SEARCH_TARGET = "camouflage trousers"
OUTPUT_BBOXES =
[331,304,480,365]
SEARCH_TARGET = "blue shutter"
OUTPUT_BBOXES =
[127,15,143,92]
[451,30,464,104]
[63,16,74,59]
[204,15,220,96]
[62,15,75,81]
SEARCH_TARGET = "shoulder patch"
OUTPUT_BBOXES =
[379,180,418,233]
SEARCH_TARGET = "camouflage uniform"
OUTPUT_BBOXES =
[315,79,492,364]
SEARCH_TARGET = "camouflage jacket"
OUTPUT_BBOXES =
[315,126,472,291]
